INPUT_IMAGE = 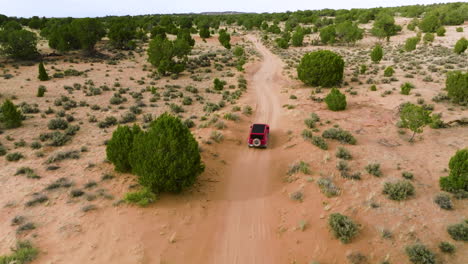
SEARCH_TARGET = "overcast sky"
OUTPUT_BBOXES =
[0,0,462,18]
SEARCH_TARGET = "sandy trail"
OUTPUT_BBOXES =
[197,35,285,264]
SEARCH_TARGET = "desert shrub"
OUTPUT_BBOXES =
[336,160,349,172]
[454,37,468,54]
[423,33,434,43]
[400,103,432,141]
[210,130,224,143]
[38,62,49,81]
[434,193,453,210]
[370,84,377,91]
[384,66,394,77]
[129,113,204,193]
[297,50,344,87]
[445,71,468,104]
[47,118,68,130]
[0,145,6,156]
[70,189,84,197]
[436,26,446,36]
[317,177,340,197]
[324,88,347,111]
[1,99,22,129]
[371,44,383,63]
[347,252,367,264]
[438,241,455,254]
[402,171,414,180]
[365,163,382,177]
[124,188,157,207]
[310,135,328,150]
[213,78,226,90]
[304,118,316,128]
[328,213,358,244]
[336,146,352,160]
[0,240,38,264]
[456,27,464,32]
[242,105,252,115]
[383,180,415,201]
[287,161,311,175]
[405,37,419,52]
[447,220,468,241]
[46,150,80,163]
[401,82,414,95]
[405,244,436,264]
[6,152,23,161]
[322,128,356,144]
[37,85,46,97]
[439,148,468,193]
[119,112,136,124]
[223,113,239,121]
[106,125,141,173]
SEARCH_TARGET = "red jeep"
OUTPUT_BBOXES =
[248,123,270,148]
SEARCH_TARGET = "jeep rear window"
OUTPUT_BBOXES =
[251,124,265,134]
[250,134,264,140]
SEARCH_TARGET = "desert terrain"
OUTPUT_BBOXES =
[0,8,467,264]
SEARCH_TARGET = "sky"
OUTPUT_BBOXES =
[0,0,463,18]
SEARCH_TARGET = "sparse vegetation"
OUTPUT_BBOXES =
[405,244,436,264]
[383,180,415,201]
[124,187,157,207]
[0,241,38,264]
[328,213,358,243]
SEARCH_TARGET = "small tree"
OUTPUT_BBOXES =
[70,18,105,54]
[297,50,344,87]
[106,125,141,173]
[199,26,210,39]
[439,148,468,193]
[291,29,304,47]
[370,44,383,63]
[445,71,468,104]
[419,14,440,33]
[319,25,336,44]
[129,113,204,193]
[108,18,137,50]
[0,99,23,128]
[1,30,39,60]
[218,29,231,49]
[404,37,419,52]
[335,21,363,44]
[324,88,347,111]
[454,37,468,54]
[400,103,431,142]
[371,12,402,41]
[38,62,49,81]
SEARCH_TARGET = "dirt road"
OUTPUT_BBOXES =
[193,35,287,264]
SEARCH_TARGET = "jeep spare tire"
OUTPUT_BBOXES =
[253,138,261,147]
